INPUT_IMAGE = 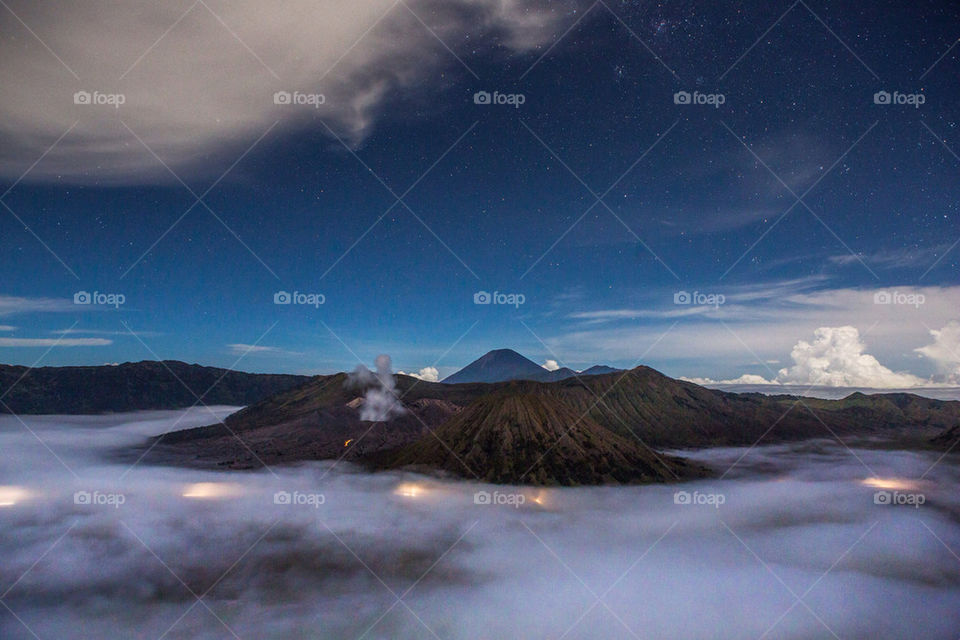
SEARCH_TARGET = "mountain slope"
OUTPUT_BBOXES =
[375,391,706,485]
[0,361,310,414]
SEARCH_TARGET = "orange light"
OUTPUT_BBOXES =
[394,483,422,498]
[344,439,353,447]
[860,477,918,491]
[182,482,242,499]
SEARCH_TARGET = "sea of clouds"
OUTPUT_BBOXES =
[1,407,959,639]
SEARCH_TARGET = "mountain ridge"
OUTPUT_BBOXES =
[0,361,310,414]
[137,362,960,484]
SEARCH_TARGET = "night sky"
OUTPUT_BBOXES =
[0,0,958,383]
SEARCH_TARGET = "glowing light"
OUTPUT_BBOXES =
[527,490,551,508]
[344,439,353,447]
[394,483,423,498]
[182,482,241,499]
[0,486,29,506]
[860,477,918,491]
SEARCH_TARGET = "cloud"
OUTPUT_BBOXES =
[227,344,278,355]
[774,326,927,387]
[552,285,960,373]
[53,328,163,337]
[0,325,15,332]
[916,321,960,382]
[541,359,559,371]
[0,295,73,316]
[0,0,576,184]
[687,326,933,388]
[827,245,952,270]
[681,374,777,386]
[0,338,111,347]
[398,366,439,382]
[227,343,300,357]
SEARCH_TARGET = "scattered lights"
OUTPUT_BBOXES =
[182,482,241,499]
[0,486,29,506]
[394,483,423,498]
[860,477,919,491]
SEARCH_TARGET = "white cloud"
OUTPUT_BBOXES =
[0,0,575,184]
[52,328,163,337]
[686,326,934,388]
[0,325,15,331]
[916,321,960,382]
[398,366,439,382]
[552,285,960,371]
[0,338,111,347]
[0,295,73,316]
[774,326,927,388]
[227,343,281,355]
[681,374,778,386]
[541,359,560,371]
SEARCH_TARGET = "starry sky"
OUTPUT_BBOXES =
[0,0,958,383]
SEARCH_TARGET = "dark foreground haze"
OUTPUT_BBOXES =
[1,407,959,639]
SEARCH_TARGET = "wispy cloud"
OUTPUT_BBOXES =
[0,0,576,184]
[828,245,953,270]
[0,338,111,347]
[52,328,164,337]
[0,295,73,316]
[548,285,960,380]
[227,343,299,357]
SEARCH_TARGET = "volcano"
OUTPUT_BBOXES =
[375,388,705,485]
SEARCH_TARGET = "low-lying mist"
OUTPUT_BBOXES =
[1,408,959,639]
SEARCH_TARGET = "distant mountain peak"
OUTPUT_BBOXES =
[443,350,621,384]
